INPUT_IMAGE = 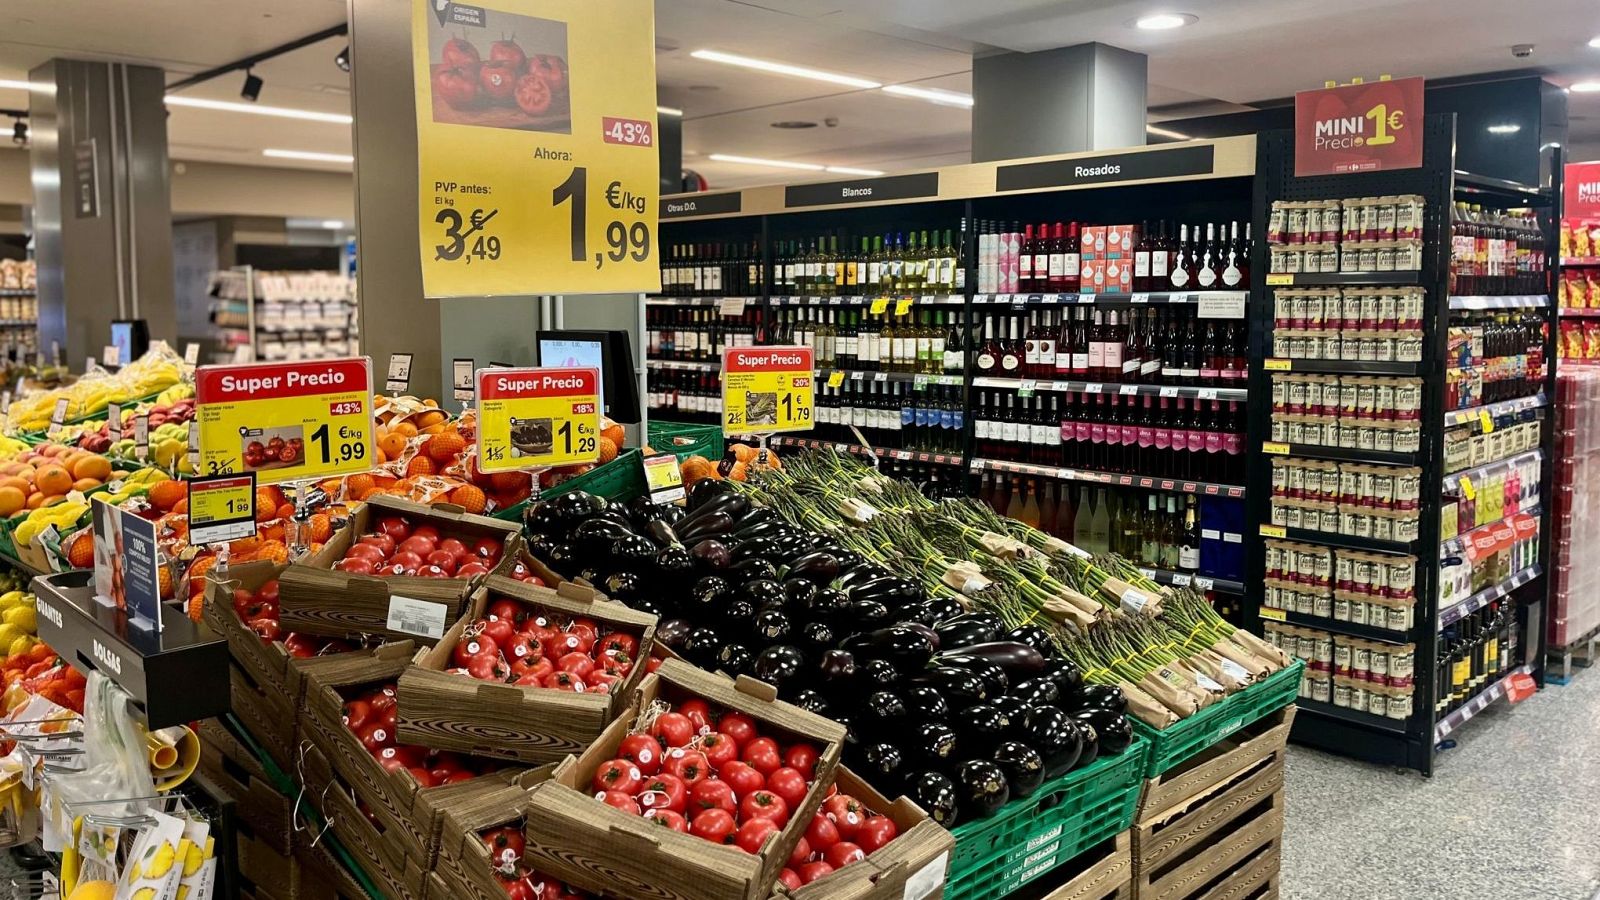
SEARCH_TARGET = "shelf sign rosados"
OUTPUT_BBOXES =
[412,0,659,297]
[194,358,376,485]
[1294,76,1424,176]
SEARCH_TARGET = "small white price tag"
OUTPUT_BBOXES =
[47,397,68,437]
[1130,293,1150,303]
[0,391,10,415]
[1160,386,1179,398]
[135,413,150,461]
[386,595,448,639]
[1119,384,1138,395]
[1198,388,1218,400]
[183,343,201,365]
[386,353,413,393]
[452,358,475,403]
[903,851,949,900]
[718,297,747,317]
[108,403,123,441]
[101,345,120,367]
[1084,383,1103,394]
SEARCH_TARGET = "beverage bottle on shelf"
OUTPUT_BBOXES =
[1086,310,1106,380]
[1040,482,1059,533]
[1121,309,1143,382]
[1170,225,1192,289]
[1148,221,1172,291]
[1023,310,1041,377]
[975,319,998,375]
[1019,480,1042,527]
[1179,315,1202,385]
[1019,224,1037,292]
[1104,311,1125,383]
[1037,309,1058,380]
[1160,496,1182,570]
[1179,495,1200,571]
[1222,221,1249,289]
[1133,221,1153,292]
[998,393,1018,460]
[1196,223,1219,289]
[1086,487,1111,554]
[943,311,964,374]
[1053,308,1075,377]
[1065,223,1083,293]
[1000,315,1024,375]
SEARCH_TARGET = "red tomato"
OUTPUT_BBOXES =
[688,778,736,815]
[592,758,643,795]
[485,597,521,621]
[343,542,386,563]
[778,869,803,890]
[358,533,397,555]
[398,535,437,557]
[333,557,378,576]
[797,862,835,885]
[742,737,782,776]
[412,525,441,541]
[678,698,714,733]
[787,837,812,868]
[440,37,479,68]
[481,826,525,874]
[355,722,392,752]
[717,711,758,747]
[689,808,737,845]
[376,745,426,768]
[824,795,868,841]
[511,657,553,683]
[824,842,865,870]
[440,538,472,564]
[783,743,820,779]
[643,809,689,833]
[698,732,738,771]
[456,561,492,579]
[474,537,505,561]
[618,733,662,776]
[766,767,809,811]
[388,552,425,573]
[377,516,412,541]
[550,630,594,657]
[341,699,373,730]
[452,634,498,669]
[407,766,441,787]
[489,38,526,72]
[248,618,283,641]
[739,790,789,827]
[466,653,507,682]
[735,816,780,855]
[598,790,641,816]
[424,551,458,575]
[478,617,515,648]
[805,812,839,850]
[651,712,696,748]
[556,652,595,679]
[497,873,532,900]
[719,761,765,799]
[529,54,568,95]
[664,749,711,786]
[439,770,476,785]
[502,634,539,664]
[637,773,687,813]
[540,671,586,692]
[587,671,621,693]
[596,632,638,661]
[646,657,664,674]
[855,815,898,854]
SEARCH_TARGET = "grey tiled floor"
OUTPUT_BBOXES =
[1282,668,1600,900]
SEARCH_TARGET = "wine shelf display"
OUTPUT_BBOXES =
[1246,117,1556,776]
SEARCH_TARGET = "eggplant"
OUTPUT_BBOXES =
[690,539,732,572]
[857,742,907,793]
[989,694,1031,732]
[677,512,735,545]
[1071,708,1132,755]
[1071,719,1100,768]
[860,691,908,736]
[716,643,755,678]
[790,689,831,717]
[906,667,989,707]
[523,500,564,535]
[830,549,865,574]
[1024,706,1084,778]
[841,625,938,670]
[683,627,725,669]
[952,702,1012,754]
[553,490,608,521]
[955,760,1010,821]
[726,557,779,586]
[731,518,791,541]
[934,610,1005,633]
[654,545,695,584]
[797,621,837,656]
[731,537,782,564]
[1065,684,1127,714]
[853,657,901,691]
[992,742,1045,799]
[572,517,631,558]
[900,597,965,628]
[523,532,555,564]
[643,519,683,549]
[721,598,757,636]
[728,506,777,534]
[544,542,582,574]
[929,655,1008,698]
[1005,625,1056,655]
[592,507,635,532]
[805,588,848,622]
[907,721,961,770]
[600,571,645,604]
[785,551,842,585]
[934,642,1046,682]
[750,610,792,645]
[836,564,894,591]
[906,771,959,827]
[770,533,816,565]
[612,535,658,571]
[751,645,807,694]
[837,599,892,634]
[816,649,857,694]
[781,578,818,614]
[933,617,1002,650]
[742,579,787,611]
[684,576,732,616]
[686,478,737,512]
[626,597,668,619]
[845,576,922,609]
[1010,678,1062,708]
[1040,658,1085,695]
[900,685,950,721]
[656,619,694,651]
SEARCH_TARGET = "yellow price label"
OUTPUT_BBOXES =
[1263,441,1290,455]
[895,298,915,316]
[642,453,686,503]
[722,347,815,437]
[827,371,844,388]
[195,359,376,485]
[412,0,659,297]
[186,473,259,544]
[1260,524,1287,538]
[1264,358,1293,372]
[1260,608,1287,622]
[1266,273,1294,286]
[475,367,601,472]
[1478,409,1494,433]
[870,298,890,315]
[1459,475,1476,500]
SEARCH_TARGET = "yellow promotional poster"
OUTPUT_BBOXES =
[194,359,377,485]
[721,347,815,437]
[476,367,601,471]
[413,0,660,297]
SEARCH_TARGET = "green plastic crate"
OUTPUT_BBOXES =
[490,449,649,523]
[945,734,1148,900]
[647,420,724,463]
[1130,659,1304,777]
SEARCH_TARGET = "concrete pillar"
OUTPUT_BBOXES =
[971,43,1148,162]
[28,60,175,365]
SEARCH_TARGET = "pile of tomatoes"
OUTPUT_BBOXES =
[243,435,302,469]
[479,827,597,900]
[432,34,569,120]
[444,595,649,695]
[339,680,499,787]
[231,577,358,657]
[333,515,505,579]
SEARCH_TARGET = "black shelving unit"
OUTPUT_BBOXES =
[1246,116,1557,775]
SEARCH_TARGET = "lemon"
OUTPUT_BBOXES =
[0,591,23,612]
[7,635,32,658]
[5,607,35,633]
[0,624,24,652]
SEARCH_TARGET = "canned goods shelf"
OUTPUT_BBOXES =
[1261,442,1418,466]
[1263,525,1414,555]
[1265,271,1426,287]
[1297,698,1410,734]
[1263,358,1421,376]
[1437,565,1542,630]
[1259,606,1412,643]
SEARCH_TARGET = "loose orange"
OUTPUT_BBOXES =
[71,477,101,493]
[601,423,626,447]
[393,421,419,438]
[70,455,111,482]
[276,502,296,520]
[417,411,446,428]
[67,531,94,568]
[255,488,279,523]
[149,479,186,512]
[423,398,439,408]
[378,432,407,460]
[450,484,487,514]
[597,436,619,464]
[346,473,375,499]
[427,431,467,464]
[307,513,333,543]
[0,486,24,517]
[34,464,71,497]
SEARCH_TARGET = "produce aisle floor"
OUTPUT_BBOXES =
[1281,669,1600,900]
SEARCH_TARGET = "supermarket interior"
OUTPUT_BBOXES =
[0,1,1599,899]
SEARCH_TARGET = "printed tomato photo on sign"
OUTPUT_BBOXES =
[424,5,572,133]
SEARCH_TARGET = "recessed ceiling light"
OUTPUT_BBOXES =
[167,95,353,124]
[657,105,684,117]
[690,50,881,89]
[1589,36,1600,48]
[771,121,819,129]
[0,78,52,94]
[708,154,825,172]
[1487,123,1522,134]
[263,149,354,163]
[1146,124,1191,140]
[1572,81,1600,92]
[1133,12,1196,29]
[881,85,973,107]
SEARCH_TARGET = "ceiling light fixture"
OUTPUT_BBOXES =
[11,121,26,146]
[881,84,973,107]
[656,105,684,117]
[321,220,346,229]
[824,165,885,176]
[263,148,354,163]
[1572,81,1600,92]
[707,153,825,171]
[1487,123,1522,134]
[1134,13,1196,29]
[1146,124,1191,140]
[241,70,263,102]
[690,50,881,89]
[1590,36,1600,48]
[334,45,350,72]
[164,95,353,123]
[0,78,50,94]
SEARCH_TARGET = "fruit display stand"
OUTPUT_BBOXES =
[521,658,848,900]
[396,574,657,764]
[431,772,549,900]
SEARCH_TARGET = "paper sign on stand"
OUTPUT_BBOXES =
[194,358,377,485]
[721,346,815,437]
[187,472,259,545]
[474,366,601,472]
[90,497,163,635]
[642,454,685,503]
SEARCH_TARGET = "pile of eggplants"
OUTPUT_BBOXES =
[523,481,1133,829]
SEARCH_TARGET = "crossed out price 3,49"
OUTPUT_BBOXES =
[434,206,503,264]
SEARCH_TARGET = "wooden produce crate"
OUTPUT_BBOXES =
[396,575,656,764]
[1131,735,1285,900]
[522,658,848,900]
[433,768,553,900]
[197,717,297,856]
[292,836,374,900]
[773,766,953,900]
[231,661,297,774]
[278,494,520,641]
[1137,707,1295,826]
[994,831,1133,900]
[296,740,429,900]
[298,644,527,867]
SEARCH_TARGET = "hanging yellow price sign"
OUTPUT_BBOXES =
[475,367,601,472]
[195,359,376,485]
[722,347,815,437]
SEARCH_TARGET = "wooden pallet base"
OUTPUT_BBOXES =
[1133,750,1285,900]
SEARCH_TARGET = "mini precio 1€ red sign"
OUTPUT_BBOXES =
[1294,77,1425,176]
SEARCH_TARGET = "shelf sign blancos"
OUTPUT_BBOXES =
[722,347,815,437]
[475,366,601,471]
[194,358,377,485]
[412,0,659,297]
